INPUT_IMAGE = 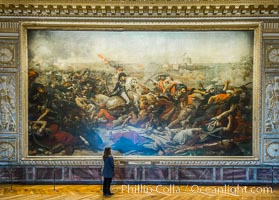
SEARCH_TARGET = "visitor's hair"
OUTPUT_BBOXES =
[103,147,111,160]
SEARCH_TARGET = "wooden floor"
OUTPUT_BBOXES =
[0,184,278,200]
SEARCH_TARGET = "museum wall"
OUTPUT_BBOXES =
[0,0,279,185]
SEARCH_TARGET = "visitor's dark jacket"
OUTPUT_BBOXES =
[102,155,114,178]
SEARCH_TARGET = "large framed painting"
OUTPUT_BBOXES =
[20,22,261,163]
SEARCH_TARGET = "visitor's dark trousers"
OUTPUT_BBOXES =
[103,177,112,195]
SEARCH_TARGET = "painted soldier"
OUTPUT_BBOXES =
[110,72,130,105]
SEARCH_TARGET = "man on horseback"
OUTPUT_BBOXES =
[110,72,130,105]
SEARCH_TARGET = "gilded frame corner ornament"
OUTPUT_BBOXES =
[20,20,261,166]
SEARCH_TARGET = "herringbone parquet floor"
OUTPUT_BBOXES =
[0,184,278,200]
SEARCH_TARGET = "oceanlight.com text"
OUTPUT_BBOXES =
[118,184,273,196]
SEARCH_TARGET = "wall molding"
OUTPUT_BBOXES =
[0,1,279,18]
[0,22,18,33]
[0,0,279,185]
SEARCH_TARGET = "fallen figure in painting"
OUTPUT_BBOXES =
[28,121,85,155]
[161,104,251,156]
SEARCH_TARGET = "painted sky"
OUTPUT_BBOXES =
[28,30,254,66]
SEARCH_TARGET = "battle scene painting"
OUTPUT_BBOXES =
[27,30,254,157]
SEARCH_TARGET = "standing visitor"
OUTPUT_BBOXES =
[102,147,115,196]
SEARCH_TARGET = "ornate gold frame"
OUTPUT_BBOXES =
[19,20,261,165]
